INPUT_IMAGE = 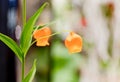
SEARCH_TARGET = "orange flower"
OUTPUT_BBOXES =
[33,27,51,46]
[65,32,82,53]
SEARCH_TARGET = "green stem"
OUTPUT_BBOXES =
[31,32,60,46]
[31,30,72,46]
[22,0,26,27]
[22,57,25,82]
[22,0,26,81]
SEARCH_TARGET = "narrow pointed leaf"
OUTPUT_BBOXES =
[20,3,48,56]
[23,59,36,82]
[33,20,56,30]
[0,33,23,62]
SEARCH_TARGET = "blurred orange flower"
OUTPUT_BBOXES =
[65,32,82,53]
[33,27,51,46]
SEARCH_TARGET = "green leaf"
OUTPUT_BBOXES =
[20,3,48,56]
[0,33,23,62]
[33,20,56,30]
[23,59,37,82]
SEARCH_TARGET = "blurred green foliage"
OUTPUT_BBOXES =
[26,36,82,82]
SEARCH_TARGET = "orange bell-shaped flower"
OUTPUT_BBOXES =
[65,32,82,53]
[33,27,51,46]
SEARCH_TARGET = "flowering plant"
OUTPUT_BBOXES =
[0,1,82,82]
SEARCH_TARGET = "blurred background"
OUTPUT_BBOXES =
[1,0,120,82]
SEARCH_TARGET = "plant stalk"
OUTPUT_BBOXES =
[22,57,25,82]
[22,0,26,27]
[22,0,26,81]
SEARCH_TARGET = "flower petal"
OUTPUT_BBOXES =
[65,32,82,53]
[33,27,51,46]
